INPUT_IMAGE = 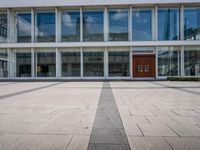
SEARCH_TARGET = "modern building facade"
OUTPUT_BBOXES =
[0,0,200,80]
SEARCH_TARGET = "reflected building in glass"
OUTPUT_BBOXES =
[0,0,199,80]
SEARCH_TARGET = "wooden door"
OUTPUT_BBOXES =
[133,55,155,78]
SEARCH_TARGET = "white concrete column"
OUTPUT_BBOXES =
[31,48,35,78]
[153,5,158,41]
[129,6,132,41]
[104,6,109,41]
[129,47,133,78]
[56,48,61,78]
[155,47,158,78]
[8,49,15,78]
[180,4,184,41]
[31,8,35,43]
[181,46,184,76]
[80,7,83,42]
[80,47,83,78]
[56,8,61,42]
[104,47,108,78]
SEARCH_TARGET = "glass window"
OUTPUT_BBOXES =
[109,9,129,41]
[132,9,152,41]
[83,10,104,41]
[83,51,104,77]
[62,11,80,42]
[157,47,181,76]
[0,49,8,77]
[109,51,129,77]
[16,51,31,77]
[184,46,200,76]
[36,12,55,42]
[0,13,7,43]
[16,13,31,43]
[184,8,200,40]
[36,52,56,77]
[158,8,180,40]
[61,52,80,77]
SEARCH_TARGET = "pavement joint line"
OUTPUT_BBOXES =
[136,123,144,136]
[64,135,74,150]
[166,124,181,137]
[87,82,131,150]
[0,82,63,100]
[162,137,175,150]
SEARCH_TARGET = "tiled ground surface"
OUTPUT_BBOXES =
[0,81,200,150]
[111,81,200,150]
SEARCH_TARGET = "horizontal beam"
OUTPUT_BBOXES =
[0,41,199,48]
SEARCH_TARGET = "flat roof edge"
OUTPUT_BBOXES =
[0,0,199,8]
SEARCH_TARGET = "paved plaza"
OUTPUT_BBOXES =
[0,81,200,150]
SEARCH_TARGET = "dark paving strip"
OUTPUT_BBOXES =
[151,82,200,96]
[0,82,22,86]
[0,82,63,100]
[87,82,131,150]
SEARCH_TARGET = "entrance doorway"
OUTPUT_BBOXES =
[133,54,155,78]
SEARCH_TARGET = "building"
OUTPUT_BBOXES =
[0,0,199,80]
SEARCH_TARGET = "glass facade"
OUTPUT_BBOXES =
[61,51,80,77]
[0,13,7,43]
[184,46,200,76]
[36,52,56,77]
[132,9,152,41]
[83,10,104,41]
[16,13,31,43]
[36,12,55,42]
[109,51,129,77]
[16,51,31,77]
[158,8,180,40]
[83,51,104,77]
[158,47,181,76]
[184,8,200,40]
[0,49,8,77]
[62,11,80,42]
[109,9,129,41]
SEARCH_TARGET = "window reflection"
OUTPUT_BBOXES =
[62,11,80,42]
[158,8,180,40]
[0,13,7,43]
[83,52,104,77]
[0,49,8,77]
[61,52,81,77]
[109,51,129,77]
[184,8,200,40]
[132,9,152,41]
[184,47,200,76]
[16,52,31,77]
[36,12,55,42]
[158,47,181,76]
[36,52,56,77]
[17,13,31,43]
[109,9,129,41]
[83,11,104,41]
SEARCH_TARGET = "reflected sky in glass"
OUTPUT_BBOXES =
[62,11,80,42]
[109,9,129,41]
[158,8,180,40]
[132,9,152,41]
[83,11,104,41]
[17,13,31,43]
[36,12,55,42]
